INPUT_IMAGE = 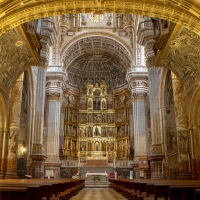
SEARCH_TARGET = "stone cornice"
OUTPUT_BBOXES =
[148,154,165,162]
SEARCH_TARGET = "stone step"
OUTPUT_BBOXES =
[85,181,110,188]
[85,181,110,185]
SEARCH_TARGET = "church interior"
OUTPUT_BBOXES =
[1,0,200,199]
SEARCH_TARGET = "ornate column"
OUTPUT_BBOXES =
[30,67,46,178]
[44,66,67,178]
[126,67,149,178]
[171,72,192,179]
[5,74,24,178]
[148,67,165,179]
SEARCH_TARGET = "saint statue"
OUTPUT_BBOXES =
[94,126,100,136]
[102,100,106,109]
[88,100,92,109]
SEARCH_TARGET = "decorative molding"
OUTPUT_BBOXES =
[0,1,200,36]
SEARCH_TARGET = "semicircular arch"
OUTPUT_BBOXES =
[61,32,133,69]
[0,1,200,35]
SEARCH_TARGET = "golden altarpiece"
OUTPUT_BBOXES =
[64,83,130,166]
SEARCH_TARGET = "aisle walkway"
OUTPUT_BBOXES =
[71,188,127,200]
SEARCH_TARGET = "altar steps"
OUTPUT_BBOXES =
[85,181,110,188]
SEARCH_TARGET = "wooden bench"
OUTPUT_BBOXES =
[195,189,200,200]
[0,178,85,200]
[109,178,200,200]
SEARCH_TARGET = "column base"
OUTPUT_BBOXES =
[0,173,4,179]
[4,173,19,179]
[178,174,193,180]
[44,161,61,179]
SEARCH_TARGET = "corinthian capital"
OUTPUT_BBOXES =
[126,67,148,101]
[132,92,147,101]
[46,66,68,100]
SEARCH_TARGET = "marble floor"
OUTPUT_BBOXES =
[70,188,127,200]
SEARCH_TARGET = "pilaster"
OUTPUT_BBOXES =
[171,72,192,180]
[147,66,165,179]
[5,74,24,179]
[30,67,46,178]
[126,67,149,178]
[44,66,67,178]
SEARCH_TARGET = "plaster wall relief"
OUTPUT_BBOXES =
[159,27,200,90]
[0,103,5,177]
[5,74,24,178]
[171,72,191,179]
[188,86,200,180]
[1,0,200,38]
[163,71,178,179]
[0,28,35,91]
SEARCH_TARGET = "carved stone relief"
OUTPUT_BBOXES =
[0,29,35,91]
[160,28,200,89]
[66,54,127,90]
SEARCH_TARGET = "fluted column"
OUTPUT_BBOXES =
[30,67,46,178]
[44,66,67,178]
[171,72,192,179]
[148,67,165,179]
[5,74,24,178]
[126,67,149,178]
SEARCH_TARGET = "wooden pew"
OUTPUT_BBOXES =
[0,178,85,200]
[109,178,200,200]
[195,189,200,200]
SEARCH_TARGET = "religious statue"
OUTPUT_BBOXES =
[80,141,86,151]
[96,115,101,123]
[88,114,92,123]
[102,114,106,123]
[80,114,87,124]
[88,127,92,137]
[68,140,72,150]
[102,100,106,109]
[102,127,106,137]
[118,140,122,150]
[72,113,77,122]
[80,128,85,137]
[10,129,19,154]
[95,142,99,151]
[69,94,76,104]
[118,127,122,136]
[73,127,76,137]
[102,87,105,95]
[108,114,113,124]
[108,142,114,151]
[120,94,125,104]
[88,100,92,109]
[108,128,113,137]
[117,113,121,122]
[122,111,126,121]
[88,88,92,95]
[94,126,100,136]
[69,110,72,121]
[102,141,106,151]
[88,142,92,151]
[72,142,76,151]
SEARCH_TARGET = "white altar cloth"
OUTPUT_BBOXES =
[85,172,108,177]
